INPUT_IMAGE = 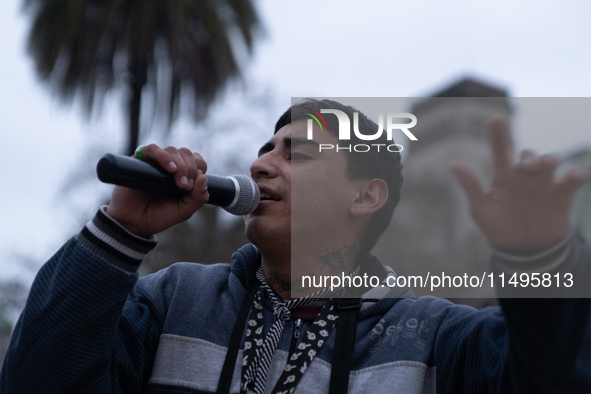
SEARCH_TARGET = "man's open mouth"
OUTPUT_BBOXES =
[260,192,280,201]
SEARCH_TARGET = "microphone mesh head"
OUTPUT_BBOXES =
[225,175,260,215]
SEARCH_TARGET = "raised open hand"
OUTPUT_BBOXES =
[451,117,588,254]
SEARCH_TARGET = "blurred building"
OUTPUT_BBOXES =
[373,78,511,306]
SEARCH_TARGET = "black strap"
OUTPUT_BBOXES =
[216,283,260,394]
[329,298,362,394]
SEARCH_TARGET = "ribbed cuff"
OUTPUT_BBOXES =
[76,206,157,273]
[492,230,573,274]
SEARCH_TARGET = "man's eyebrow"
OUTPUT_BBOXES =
[257,136,320,157]
[289,137,319,149]
[258,142,274,157]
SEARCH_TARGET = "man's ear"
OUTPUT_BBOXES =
[350,179,389,217]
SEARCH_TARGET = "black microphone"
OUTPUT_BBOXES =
[96,153,260,215]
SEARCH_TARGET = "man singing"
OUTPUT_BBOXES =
[1,99,590,393]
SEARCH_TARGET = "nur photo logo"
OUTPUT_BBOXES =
[304,107,418,152]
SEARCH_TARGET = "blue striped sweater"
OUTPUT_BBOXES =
[1,207,590,393]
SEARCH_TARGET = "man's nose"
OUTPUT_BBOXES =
[250,153,278,180]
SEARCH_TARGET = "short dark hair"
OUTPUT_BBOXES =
[274,99,403,254]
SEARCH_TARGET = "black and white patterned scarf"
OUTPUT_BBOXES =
[241,266,360,394]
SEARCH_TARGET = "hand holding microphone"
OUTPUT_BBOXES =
[98,145,259,238]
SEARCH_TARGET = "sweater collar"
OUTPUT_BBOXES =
[230,243,416,317]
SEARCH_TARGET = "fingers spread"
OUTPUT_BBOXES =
[516,152,559,184]
[556,168,588,195]
[520,149,535,161]
[517,149,538,173]
[450,161,485,206]
[489,117,513,170]
[539,154,559,177]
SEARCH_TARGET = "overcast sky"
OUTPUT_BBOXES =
[1,0,591,283]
